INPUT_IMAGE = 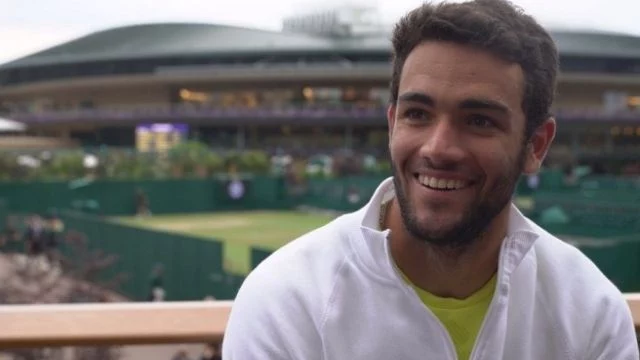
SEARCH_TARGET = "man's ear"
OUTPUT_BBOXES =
[387,104,396,139]
[523,117,556,175]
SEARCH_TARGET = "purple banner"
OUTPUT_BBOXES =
[136,123,189,133]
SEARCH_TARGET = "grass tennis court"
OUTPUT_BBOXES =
[115,210,336,274]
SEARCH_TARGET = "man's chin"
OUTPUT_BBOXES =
[413,209,466,231]
[405,213,480,248]
[412,227,462,244]
[406,216,456,238]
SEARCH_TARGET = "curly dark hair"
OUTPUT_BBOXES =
[390,0,559,139]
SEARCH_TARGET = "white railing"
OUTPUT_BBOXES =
[0,296,638,349]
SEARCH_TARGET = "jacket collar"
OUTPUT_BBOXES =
[352,177,540,284]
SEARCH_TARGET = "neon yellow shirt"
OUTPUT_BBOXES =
[402,271,496,360]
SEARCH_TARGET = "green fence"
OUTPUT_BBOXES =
[0,171,637,217]
[2,173,640,296]
[526,190,640,292]
[571,236,640,293]
[0,175,289,216]
[250,247,273,270]
[57,210,245,301]
[0,175,386,216]
[0,199,8,227]
[299,175,388,212]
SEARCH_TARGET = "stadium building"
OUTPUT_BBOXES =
[1,5,640,173]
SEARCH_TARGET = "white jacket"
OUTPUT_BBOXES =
[223,178,638,360]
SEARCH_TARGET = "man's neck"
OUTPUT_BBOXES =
[385,198,509,299]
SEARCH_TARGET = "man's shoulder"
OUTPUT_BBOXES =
[238,209,364,301]
[223,210,366,359]
[531,222,621,297]
[527,220,638,358]
[529,221,631,329]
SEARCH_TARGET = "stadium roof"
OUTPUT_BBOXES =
[2,22,640,70]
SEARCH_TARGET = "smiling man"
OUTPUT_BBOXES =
[222,1,639,359]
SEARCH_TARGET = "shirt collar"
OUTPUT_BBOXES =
[360,177,395,232]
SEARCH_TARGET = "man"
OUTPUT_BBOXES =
[223,0,639,359]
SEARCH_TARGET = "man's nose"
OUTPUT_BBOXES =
[418,119,466,167]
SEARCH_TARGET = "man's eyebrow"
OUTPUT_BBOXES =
[397,92,434,106]
[398,92,511,116]
[459,98,511,115]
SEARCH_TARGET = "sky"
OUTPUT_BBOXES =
[0,0,639,65]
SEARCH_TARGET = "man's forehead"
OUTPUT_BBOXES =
[399,42,525,108]
[401,42,524,88]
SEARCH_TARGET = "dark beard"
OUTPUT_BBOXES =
[391,145,527,253]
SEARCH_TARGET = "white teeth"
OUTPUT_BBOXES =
[418,175,467,190]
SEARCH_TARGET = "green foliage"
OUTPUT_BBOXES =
[237,150,270,174]
[0,153,21,181]
[168,140,225,177]
[43,151,86,179]
[102,150,162,180]
[0,140,394,182]
[0,142,272,182]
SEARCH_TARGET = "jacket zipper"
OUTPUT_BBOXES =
[384,231,460,359]
[467,284,501,360]
[468,240,511,360]
[404,284,459,360]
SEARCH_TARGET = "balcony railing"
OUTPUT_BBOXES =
[0,301,232,349]
[6,104,640,124]
[7,104,387,125]
[0,296,638,349]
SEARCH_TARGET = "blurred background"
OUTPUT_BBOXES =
[0,0,639,358]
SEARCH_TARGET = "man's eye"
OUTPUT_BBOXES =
[467,115,494,128]
[403,109,429,121]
